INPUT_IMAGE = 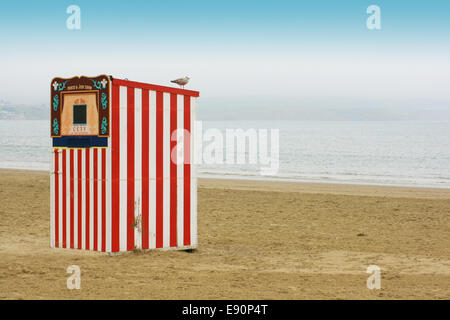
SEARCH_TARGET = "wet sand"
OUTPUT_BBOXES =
[0,169,449,299]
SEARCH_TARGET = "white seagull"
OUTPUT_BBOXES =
[171,76,190,89]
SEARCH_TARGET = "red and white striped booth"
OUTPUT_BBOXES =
[50,75,199,252]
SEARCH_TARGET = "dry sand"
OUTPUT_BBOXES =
[0,169,449,299]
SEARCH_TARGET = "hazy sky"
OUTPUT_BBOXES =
[1,0,449,113]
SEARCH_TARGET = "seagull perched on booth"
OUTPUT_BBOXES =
[171,76,190,89]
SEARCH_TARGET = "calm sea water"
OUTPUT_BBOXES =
[1,120,450,188]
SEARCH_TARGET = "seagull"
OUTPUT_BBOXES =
[171,76,190,89]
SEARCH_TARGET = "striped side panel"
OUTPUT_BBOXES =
[95,84,198,252]
[51,147,108,251]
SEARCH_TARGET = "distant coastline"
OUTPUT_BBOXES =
[0,103,49,120]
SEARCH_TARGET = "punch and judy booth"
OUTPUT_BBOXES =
[50,75,199,253]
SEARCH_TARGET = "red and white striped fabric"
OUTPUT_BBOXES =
[50,79,198,252]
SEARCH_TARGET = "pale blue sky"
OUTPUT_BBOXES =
[0,0,449,112]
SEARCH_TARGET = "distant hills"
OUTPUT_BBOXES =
[0,100,49,120]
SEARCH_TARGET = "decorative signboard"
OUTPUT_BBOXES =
[50,75,110,140]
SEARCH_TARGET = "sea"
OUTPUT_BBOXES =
[1,120,450,188]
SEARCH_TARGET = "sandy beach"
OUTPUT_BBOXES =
[0,169,449,299]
